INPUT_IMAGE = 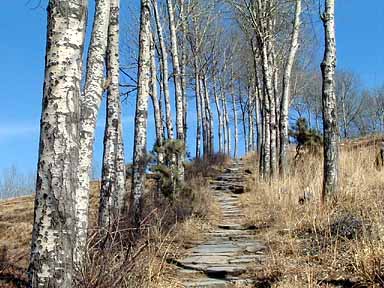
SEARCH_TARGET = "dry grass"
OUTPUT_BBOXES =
[241,144,384,287]
[0,157,223,287]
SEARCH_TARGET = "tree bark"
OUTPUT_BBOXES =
[220,84,228,155]
[239,87,248,154]
[200,77,208,156]
[279,0,302,177]
[203,76,214,155]
[166,0,185,177]
[262,85,271,179]
[213,75,223,153]
[195,64,202,158]
[221,79,231,155]
[153,0,174,140]
[248,83,254,152]
[28,1,87,286]
[132,0,151,225]
[321,0,339,202]
[231,71,238,159]
[261,41,275,179]
[75,0,110,264]
[150,36,164,163]
[99,0,126,231]
[179,0,188,144]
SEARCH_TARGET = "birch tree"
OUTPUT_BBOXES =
[213,74,224,153]
[321,0,339,202]
[231,70,239,158]
[150,35,165,163]
[179,0,189,144]
[132,0,151,225]
[166,0,185,177]
[99,0,127,231]
[152,0,174,140]
[28,1,87,286]
[279,0,302,177]
[75,0,111,263]
[202,76,214,155]
[194,60,202,158]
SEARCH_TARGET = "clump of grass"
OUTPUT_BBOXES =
[241,145,384,286]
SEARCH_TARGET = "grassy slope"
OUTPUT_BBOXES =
[0,182,101,269]
[241,139,384,287]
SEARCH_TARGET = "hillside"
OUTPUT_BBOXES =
[0,182,101,269]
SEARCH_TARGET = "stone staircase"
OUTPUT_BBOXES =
[174,160,267,287]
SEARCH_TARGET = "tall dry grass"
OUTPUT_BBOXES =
[241,146,384,287]
[0,155,224,287]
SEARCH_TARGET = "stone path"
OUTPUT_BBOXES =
[174,161,267,287]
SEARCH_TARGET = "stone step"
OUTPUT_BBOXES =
[214,176,246,182]
[182,278,228,287]
[175,162,267,287]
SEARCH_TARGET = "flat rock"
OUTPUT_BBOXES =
[191,244,242,254]
[181,255,230,265]
[228,255,265,264]
[183,278,229,287]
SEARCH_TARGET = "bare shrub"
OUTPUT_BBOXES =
[75,159,219,287]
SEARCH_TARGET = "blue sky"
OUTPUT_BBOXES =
[0,0,383,175]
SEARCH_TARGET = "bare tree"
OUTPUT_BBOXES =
[279,0,302,177]
[131,0,151,225]
[152,0,174,140]
[29,1,87,286]
[150,35,165,163]
[321,0,339,202]
[231,68,239,158]
[166,0,185,178]
[336,71,362,138]
[75,0,111,263]
[99,0,127,231]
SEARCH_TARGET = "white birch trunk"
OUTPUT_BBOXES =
[280,0,301,177]
[99,0,126,231]
[200,77,208,156]
[203,77,214,155]
[255,86,262,153]
[213,76,223,153]
[166,0,185,177]
[179,0,188,143]
[239,88,248,154]
[231,73,238,159]
[132,0,151,225]
[248,85,254,152]
[150,36,164,163]
[321,0,339,201]
[223,89,231,156]
[153,0,174,140]
[261,42,275,178]
[262,87,271,178]
[75,0,110,264]
[29,1,87,286]
[195,66,202,158]
[220,86,228,155]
